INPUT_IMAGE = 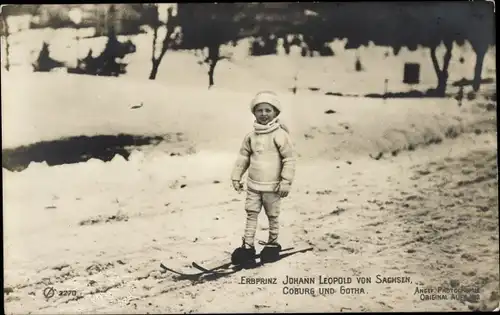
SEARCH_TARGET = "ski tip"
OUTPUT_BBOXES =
[293,247,314,252]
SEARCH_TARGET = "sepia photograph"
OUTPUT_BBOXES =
[2,2,498,313]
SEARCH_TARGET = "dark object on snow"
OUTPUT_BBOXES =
[452,77,494,87]
[231,239,257,267]
[325,92,356,97]
[365,88,445,99]
[160,246,312,278]
[466,91,477,101]
[403,63,420,84]
[249,35,278,56]
[370,152,384,160]
[455,86,464,107]
[231,247,256,266]
[2,134,164,172]
[68,34,136,77]
[355,56,363,72]
[260,244,282,264]
[485,103,496,111]
[32,42,66,72]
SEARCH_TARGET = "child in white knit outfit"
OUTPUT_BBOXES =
[230,91,296,266]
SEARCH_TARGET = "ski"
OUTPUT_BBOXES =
[191,246,294,274]
[191,246,312,275]
[160,246,314,278]
[191,261,236,275]
[159,263,207,278]
[160,258,239,278]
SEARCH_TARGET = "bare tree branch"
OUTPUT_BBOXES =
[441,40,453,76]
[149,6,176,80]
[151,26,158,62]
[429,46,441,77]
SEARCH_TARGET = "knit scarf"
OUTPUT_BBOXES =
[253,117,289,134]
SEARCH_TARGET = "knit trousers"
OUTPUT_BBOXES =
[243,187,281,246]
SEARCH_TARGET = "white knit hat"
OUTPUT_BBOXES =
[250,91,282,113]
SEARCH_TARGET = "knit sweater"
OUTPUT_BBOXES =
[231,119,296,192]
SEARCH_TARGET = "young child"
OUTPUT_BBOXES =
[230,91,296,266]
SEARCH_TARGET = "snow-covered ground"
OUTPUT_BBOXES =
[2,21,498,314]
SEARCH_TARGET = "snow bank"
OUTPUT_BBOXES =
[288,92,496,160]
[2,71,495,176]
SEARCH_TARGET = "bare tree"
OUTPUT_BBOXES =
[149,5,177,80]
[314,2,495,96]
[206,44,220,88]
[471,40,489,92]
[176,3,240,88]
[467,3,495,92]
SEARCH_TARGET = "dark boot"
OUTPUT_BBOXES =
[259,239,282,264]
[231,238,256,267]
